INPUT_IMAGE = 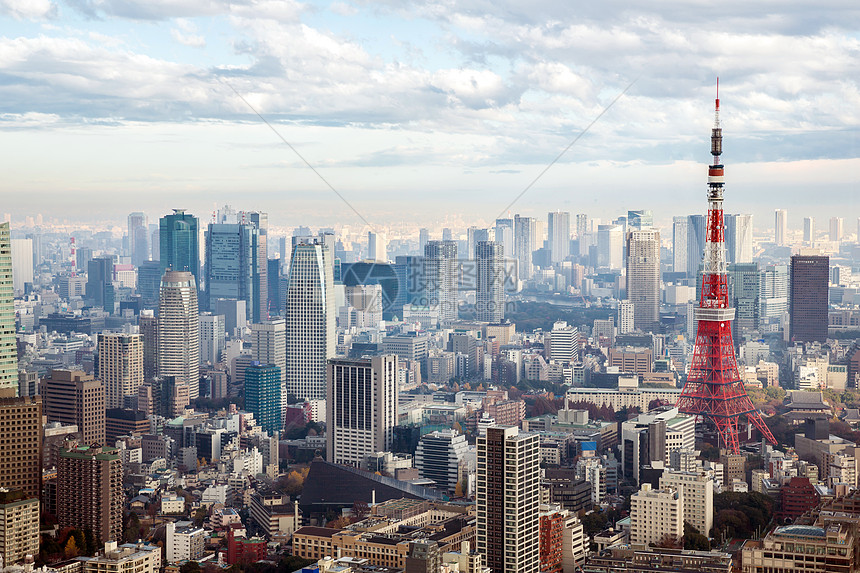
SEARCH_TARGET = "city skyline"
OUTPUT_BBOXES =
[0,2,857,227]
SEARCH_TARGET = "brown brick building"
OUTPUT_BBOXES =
[58,445,122,543]
[0,396,42,499]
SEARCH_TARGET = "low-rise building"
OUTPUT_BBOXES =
[165,521,205,563]
[82,542,161,573]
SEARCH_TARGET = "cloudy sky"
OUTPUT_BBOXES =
[0,0,858,231]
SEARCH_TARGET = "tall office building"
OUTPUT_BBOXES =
[475,241,505,323]
[774,209,787,245]
[137,260,162,309]
[0,396,42,498]
[414,429,469,493]
[418,228,430,255]
[729,263,761,336]
[251,319,286,418]
[803,217,815,244]
[630,484,683,546]
[10,238,33,295]
[626,229,661,332]
[326,355,398,468]
[725,214,753,264]
[86,256,115,313]
[285,241,335,402]
[597,224,623,270]
[98,333,144,409]
[830,217,844,242]
[686,214,706,277]
[42,369,105,446]
[159,209,199,285]
[760,264,789,326]
[659,470,714,538]
[204,221,262,322]
[627,210,653,230]
[790,255,829,343]
[245,363,282,436]
[424,240,458,322]
[158,271,200,400]
[442,228,453,242]
[494,219,514,265]
[545,321,579,363]
[575,213,588,239]
[199,313,226,365]
[128,212,149,267]
[367,231,387,262]
[476,426,539,573]
[245,211,269,324]
[139,310,158,381]
[267,257,283,317]
[547,211,570,264]
[467,227,490,261]
[57,444,122,543]
[0,223,16,394]
[514,215,536,281]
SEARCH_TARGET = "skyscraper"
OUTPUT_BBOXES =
[494,218,514,264]
[158,271,200,400]
[672,216,688,276]
[597,224,623,269]
[326,355,398,468]
[418,228,430,255]
[98,333,144,409]
[246,211,269,323]
[57,444,122,543]
[547,211,570,264]
[424,240,458,322]
[514,215,536,281]
[251,319,286,419]
[475,241,505,323]
[128,212,149,267]
[0,223,16,394]
[10,238,33,295]
[830,217,844,242]
[367,231,387,262]
[245,363,282,436]
[137,260,162,309]
[86,256,115,313]
[627,210,653,230]
[285,240,335,402]
[204,221,262,321]
[618,300,635,334]
[476,426,539,573]
[774,209,787,245]
[626,229,661,332]
[159,209,199,284]
[790,254,829,343]
[139,310,158,381]
[803,217,815,244]
[686,214,706,277]
[42,369,105,446]
[575,213,588,239]
[199,313,225,365]
[724,213,753,264]
[0,396,42,498]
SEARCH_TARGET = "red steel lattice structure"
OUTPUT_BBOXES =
[675,81,776,454]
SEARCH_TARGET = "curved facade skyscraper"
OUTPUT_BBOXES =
[285,240,334,402]
[158,270,200,400]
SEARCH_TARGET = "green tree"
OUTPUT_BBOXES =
[180,562,202,573]
[683,522,710,551]
[84,528,98,556]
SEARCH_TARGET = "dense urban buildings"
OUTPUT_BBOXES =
[790,254,830,343]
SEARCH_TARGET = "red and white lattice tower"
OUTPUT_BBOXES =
[675,81,776,454]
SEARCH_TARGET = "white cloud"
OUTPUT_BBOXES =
[170,18,206,47]
[0,0,55,19]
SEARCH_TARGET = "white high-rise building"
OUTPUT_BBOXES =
[575,457,606,505]
[659,470,714,537]
[415,429,469,493]
[326,355,398,469]
[597,224,624,270]
[514,215,537,281]
[286,241,335,402]
[158,271,200,400]
[630,483,683,546]
[547,211,570,264]
[128,212,149,267]
[618,300,635,334]
[774,209,787,245]
[546,321,578,363]
[830,217,844,242]
[199,313,226,365]
[98,333,144,409]
[626,229,661,332]
[803,217,815,244]
[367,231,387,262]
[10,238,33,295]
[725,213,753,264]
[475,241,505,323]
[424,240,458,322]
[672,216,688,274]
[477,426,539,573]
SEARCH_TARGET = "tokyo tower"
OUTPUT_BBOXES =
[675,80,777,454]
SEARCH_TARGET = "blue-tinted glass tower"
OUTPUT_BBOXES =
[245,362,282,436]
[159,209,199,285]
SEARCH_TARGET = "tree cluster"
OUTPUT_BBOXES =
[711,491,773,540]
